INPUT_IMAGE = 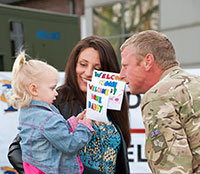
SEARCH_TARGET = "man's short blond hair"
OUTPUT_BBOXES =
[121,30,179,70]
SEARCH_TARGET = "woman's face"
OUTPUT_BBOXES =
[76,47,101,93]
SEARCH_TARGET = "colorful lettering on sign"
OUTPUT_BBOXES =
[110,88,117,95]
[88,101,103,113]
[91,94,102,103]
[99,80,118,88]
[88,84,109,96]
[95,71,120,81]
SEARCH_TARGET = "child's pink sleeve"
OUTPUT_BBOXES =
[78,120,94,132]
[68,116,94,132]
[68,116,78,132]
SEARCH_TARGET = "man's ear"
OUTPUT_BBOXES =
[29,83,38,96]
[143,53,155,71]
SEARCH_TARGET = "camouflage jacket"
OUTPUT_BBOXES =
[141,66,200,174]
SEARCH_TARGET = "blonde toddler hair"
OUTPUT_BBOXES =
[7,51,58,109]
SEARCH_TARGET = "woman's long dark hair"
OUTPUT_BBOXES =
[57,36,130,147]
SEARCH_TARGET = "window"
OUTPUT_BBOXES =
[93,0,159,61]
[10,21,24,57]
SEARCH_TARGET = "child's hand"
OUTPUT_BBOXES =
[76,109,92,126]
[76,109,86,122]
[83,117,92,126]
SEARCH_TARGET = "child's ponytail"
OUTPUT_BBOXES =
[7,51,32,109]
[12,51,27,79]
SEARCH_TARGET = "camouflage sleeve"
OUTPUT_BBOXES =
[181,87,200,173]
[141,90,200,174]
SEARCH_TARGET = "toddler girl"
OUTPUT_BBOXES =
[8,51,94,174]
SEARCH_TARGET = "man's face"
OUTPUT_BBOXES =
[120,46,146,94]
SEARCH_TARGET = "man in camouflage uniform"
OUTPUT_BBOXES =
[119,30,200,173]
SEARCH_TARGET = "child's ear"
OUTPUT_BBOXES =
[29,83,38,96]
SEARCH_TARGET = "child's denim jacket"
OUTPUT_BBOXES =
[18,100,94,174]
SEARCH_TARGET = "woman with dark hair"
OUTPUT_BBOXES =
[55,36,130,174]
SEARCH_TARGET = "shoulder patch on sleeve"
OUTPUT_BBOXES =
[151,135,167,152]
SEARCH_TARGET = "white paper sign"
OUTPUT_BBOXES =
[86,81,110,123]
[92,70,126,110]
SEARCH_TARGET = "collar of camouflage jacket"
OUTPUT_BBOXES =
[160,66,181,81]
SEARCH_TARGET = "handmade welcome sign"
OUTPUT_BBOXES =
[86,81,110,123]
[92,70,126,110]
